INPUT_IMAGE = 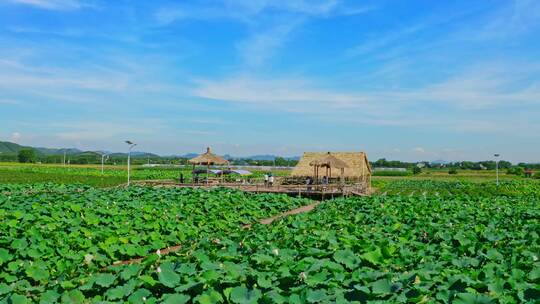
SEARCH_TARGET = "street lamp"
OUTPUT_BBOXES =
[96,151,109,174]
[494,154,500,186]
[125,141,137,186]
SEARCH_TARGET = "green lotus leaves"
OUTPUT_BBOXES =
[333,249,359,269]
[161,293,190,304]
[306,289,327,303]
[9,294,29,304]
[127,288,151,304]
[25,263,49,282]
[361,247,384,265]
[60,290,85,304]
[0,182,538,302]
[0,249,12,265]
[453,293,494,304]
[229,286,262,304]
[0,283,11,295]
[371,278,392,295]
[38,290,60,304]
[95,273,116,288]
[158,263,180,288]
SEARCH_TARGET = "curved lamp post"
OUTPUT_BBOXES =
[494,154,500,186]
[97,152,109,174]
[125,141,137,186]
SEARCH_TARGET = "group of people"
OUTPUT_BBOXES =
[305,176,329,191]
[263,173,275,187]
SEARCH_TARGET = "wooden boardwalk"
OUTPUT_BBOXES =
[133,180,370,198]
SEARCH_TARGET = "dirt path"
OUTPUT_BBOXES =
[105,201,321,268]
[243,202,320,228]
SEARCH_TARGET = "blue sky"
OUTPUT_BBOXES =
[0,0,539,162]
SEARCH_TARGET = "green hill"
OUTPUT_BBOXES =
[0,141,83,156]
[0,141,26,154]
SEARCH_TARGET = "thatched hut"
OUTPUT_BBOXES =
[188,147,229,183]
[309,152,349,183]
[188,147,229,166]
[292,151,371,189]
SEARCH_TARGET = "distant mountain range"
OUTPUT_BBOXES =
[0,141,299,160]
[0,141,159,158]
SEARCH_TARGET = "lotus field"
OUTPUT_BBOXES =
[0,182,539,303]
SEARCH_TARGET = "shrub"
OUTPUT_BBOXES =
[506,167,524,176]
[412,167,422,175]
[448,168,458,175]
[534,172,540,179]
[373,170,411,177]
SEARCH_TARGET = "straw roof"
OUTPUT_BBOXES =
[292,152,371,178]
[188,147,229,165]
[309,152,349,169]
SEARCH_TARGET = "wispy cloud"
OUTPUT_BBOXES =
[345,24,426,58]
[154,0,346,25]
[153,1,372,68]
[237,20,303,68]
[192,75,373,110]
[8,0,97,10]
[0,56,184,105]
[0,99,21,105]
[194,61,540,109]
[468,0,540,41]
[192,60,540,135]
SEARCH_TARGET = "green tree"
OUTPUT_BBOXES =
[412,166,422,175]
[18,149,37,163]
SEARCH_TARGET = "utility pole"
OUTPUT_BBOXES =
[125,141,137,186]
[63,151,66,166]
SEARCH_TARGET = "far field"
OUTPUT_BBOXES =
[0,162,526,189]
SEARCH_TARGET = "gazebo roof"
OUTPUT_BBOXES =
[188,147,229,165]
[309,152,349,169]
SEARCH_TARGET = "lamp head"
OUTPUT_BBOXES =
[125,140,133,145]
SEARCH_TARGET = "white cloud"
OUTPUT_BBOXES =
[0,56,185,106]
[10,132,21,143]
[193,61,540,111]
[8,0,96,10]
[412,64,540,109]
[191,61,540,135]
[192,75,374,110]
[413,147,425,154]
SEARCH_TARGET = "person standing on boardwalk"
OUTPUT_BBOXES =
[264,173,269,187]
[268,174,274,187]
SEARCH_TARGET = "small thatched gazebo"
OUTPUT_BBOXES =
[309,152,349,183]
[188,147,229,183]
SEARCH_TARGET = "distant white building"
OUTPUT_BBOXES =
[373,167,407,172]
